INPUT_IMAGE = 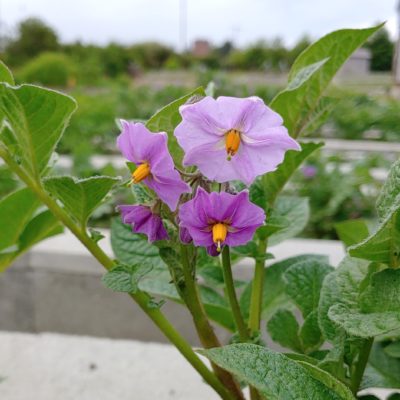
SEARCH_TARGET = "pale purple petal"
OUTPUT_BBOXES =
[117,121,168,165]
[174,96,300,185]
[116,121,190,211]
[118,205,168,242]
[145,174,191,211]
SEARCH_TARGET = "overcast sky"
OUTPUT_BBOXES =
[1,0,398,49]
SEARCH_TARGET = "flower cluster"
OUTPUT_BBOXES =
[117,96,299,254]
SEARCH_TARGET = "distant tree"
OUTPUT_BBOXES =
[365,28,394,71]
[5,17,59,66]
[217,41,234,57]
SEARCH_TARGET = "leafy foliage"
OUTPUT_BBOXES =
[111,217,166,269]
[44,175,119,226]
[259,141,323,207]
[270,24,382,138]
[0,83,76,176]
[0,189,62,271]
[201,344,354,399]
[102,262,153,293]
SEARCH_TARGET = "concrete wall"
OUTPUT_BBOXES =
[0,230,345,345]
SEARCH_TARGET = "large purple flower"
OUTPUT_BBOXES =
[179,187,265,254]
[174,96,300,185]
[119,205,168,242]
[117,121,191,211]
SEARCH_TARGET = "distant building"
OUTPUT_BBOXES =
[192,40,211,58]
[339,48,371,76]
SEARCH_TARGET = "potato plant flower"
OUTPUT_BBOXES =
[117,121,191,211]
[174,96,300,185]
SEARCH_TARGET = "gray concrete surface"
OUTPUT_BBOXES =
[0,229,345,344]
[0,331,395,400]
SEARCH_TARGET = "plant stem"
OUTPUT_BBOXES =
[350,337,374,395]
[180,245,245,400]
[221,246,250,342]
[248,239,267,334]
[0,149,234,400]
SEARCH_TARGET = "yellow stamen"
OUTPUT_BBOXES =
[212,223,228,252]
[131,162,151,184]
[225,129,241,161]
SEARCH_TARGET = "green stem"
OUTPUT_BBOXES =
[0,148,233,400]
[248,239,267,334]
[350,338,373,395]
[180,245,245,400]
[221,246,250,342]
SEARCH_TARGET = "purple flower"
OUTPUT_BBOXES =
[117,121,191,211]
[119,205,168,242]
[174,96,300,185]
[179,187,265,253]
[302,165,317,179]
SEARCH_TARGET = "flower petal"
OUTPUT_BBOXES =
[118,205,168,242]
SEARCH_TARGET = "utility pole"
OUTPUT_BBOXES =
[179,0,188,53]
[394,0,400,85]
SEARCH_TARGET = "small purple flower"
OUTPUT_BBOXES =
[117,121,191,211]
[302,165,317,179]
[179,187,265,254]
[174,96,300,185]
[119,205,168,242]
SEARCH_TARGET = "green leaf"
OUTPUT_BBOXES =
[295,361,355,400]
[0,208,62,272]
[335,220,370,248]
[146,87,205,167]
[299,97,337,136]
[258,142,323,207]
[318,257,370,341]
[300,310,324,353]
[376,159,400,220]
[111,217,165,269]
[328,269,400,338]
[284,259,333,317]
[0,188,39,253]
[44,175,119,226]
[102,263,153,293]
[0,61,14,85]
[270,24,382,138]
[349,206,400,267]
[362,342,400,390]
[267,309,302,352]
[0,84,76,176]
[200,344,349,399]
[137,265,236,331]
[198,265,245,290]
[384,342,400,358]
[328,304,400,338]
[231,240,274,261]
[18,209,62,251]
[360,269,400,313]
[240,254,328,321]
[268,196,310,246]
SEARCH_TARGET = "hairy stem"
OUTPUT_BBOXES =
[350,337,373,395]
[180,245,245,400]
[221,246,250,342]
[248,239,267,334]
[0,148,234,400]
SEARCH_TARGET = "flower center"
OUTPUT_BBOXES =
[225,129,241,161]
[212,223,228,252]
[132,162,151,183]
